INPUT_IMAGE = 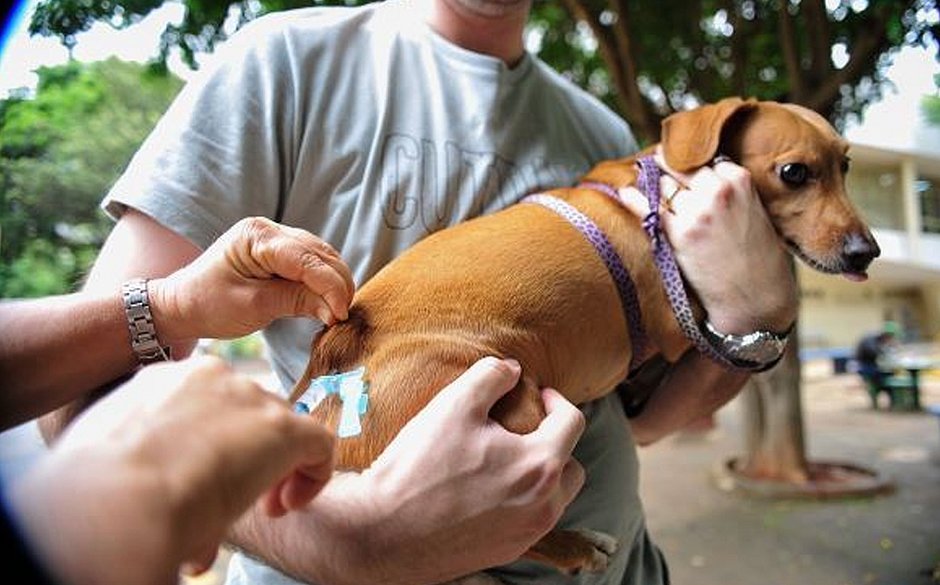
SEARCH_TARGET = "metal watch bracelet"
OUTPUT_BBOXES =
[701,319,794,372]
[122,278,171,364]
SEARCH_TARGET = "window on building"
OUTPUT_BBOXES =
[918,175,940,234]
[847,164,904,229]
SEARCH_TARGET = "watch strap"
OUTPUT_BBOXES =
[701,320,793,372]
[122,278,171,364]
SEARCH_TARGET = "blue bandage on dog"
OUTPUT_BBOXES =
[293,367,369,438]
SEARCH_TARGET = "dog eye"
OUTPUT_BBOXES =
[779,163,809,186]
[841,158,851,174]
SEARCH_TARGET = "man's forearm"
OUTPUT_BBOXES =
[629,350,748,446]
[228,474,379,585]
[0,293,138,431]
[228,473,463,585]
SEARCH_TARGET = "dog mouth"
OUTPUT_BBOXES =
[785,240,869,282]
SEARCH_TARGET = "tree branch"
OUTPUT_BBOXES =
[802,0,833,85]
[562,0,659,142]
[806,14,889,113]
[607,0,659,140]
[777,0,805,102]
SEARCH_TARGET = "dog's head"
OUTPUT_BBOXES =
[661,97,880,281]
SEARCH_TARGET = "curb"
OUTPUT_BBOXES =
[710,457,896,500]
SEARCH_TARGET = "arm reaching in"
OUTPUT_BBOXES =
[25,211,353,437]
[230,357,587,585]
[8,356,336,585]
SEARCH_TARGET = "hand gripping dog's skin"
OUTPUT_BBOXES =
[290,98,880,575]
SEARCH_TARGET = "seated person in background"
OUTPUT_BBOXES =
[854,323,899,407]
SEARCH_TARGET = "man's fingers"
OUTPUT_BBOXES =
[435,357,522,418]
[272,280,344,325]
[234,218,355,321]
[286,418,336,476]
[278,466,332,513]
[261,469,329,518]
[280,224,354,295]
[260,416,335,517]
[180,544,219,577]
[267,238,354,322]
[530,388,585,456]
[283,225,356,299]
[260,477,291,517]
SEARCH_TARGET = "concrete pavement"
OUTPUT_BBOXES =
[639,365,940,585]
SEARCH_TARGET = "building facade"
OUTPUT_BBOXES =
[798,142,940,351]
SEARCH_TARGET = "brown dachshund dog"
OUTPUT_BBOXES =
[289,97,880,575]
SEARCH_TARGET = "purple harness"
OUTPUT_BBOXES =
[525,155,746,372]
[523,193,647,373]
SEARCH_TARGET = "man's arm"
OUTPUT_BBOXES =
[37,210,354,439]
[629,351,748,446]
[622,152,798,445]
[228,358,587,585]
[33,211,199,440]
[0,293,137,430]
[9,356,336,585]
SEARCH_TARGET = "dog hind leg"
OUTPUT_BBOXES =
[488,372,546,434]
[524,528,619,575]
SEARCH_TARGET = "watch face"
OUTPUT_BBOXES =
[703,321,787,370]
[735,337,785,363]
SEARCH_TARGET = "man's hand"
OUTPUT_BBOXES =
[620,148,797,334]
[361,358,586,578]
[150,216,355,345]
[232,357,587,585]
[12,356,336,585]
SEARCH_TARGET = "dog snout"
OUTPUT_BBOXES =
[842,232,880,273]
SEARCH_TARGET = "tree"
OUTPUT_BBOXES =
[31,0,939,143]
[0,59,183,297]
[924,74,940,125]
[926,95,940,123]
[28,0,939,485]
[538,0,939,144]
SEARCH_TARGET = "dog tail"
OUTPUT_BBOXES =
[288,306,372,403]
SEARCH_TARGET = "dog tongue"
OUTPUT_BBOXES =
[843,272,868,283]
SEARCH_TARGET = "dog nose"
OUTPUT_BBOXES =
[842,232,880,272]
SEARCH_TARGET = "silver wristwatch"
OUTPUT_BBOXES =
[701,320,793,372]
[122,278,171,364]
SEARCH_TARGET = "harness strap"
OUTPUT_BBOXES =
[634,155,747,371]
[523,193,647,373]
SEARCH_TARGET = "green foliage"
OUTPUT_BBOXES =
[532,0,939,140]
[529,2,614,109]
[30,0,374,68]
[925,74,940,125]
[202,333,266,360]
[925,94,940,125]
[0,58,183,297]
[28,0,939,141]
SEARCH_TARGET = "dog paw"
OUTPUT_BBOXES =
[573,528,619,573]
[526,528,620,575]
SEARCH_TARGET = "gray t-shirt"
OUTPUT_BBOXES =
[103,1,665,583]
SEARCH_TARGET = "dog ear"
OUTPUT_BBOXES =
[660,97,756,172]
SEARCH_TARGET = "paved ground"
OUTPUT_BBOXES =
[2,359,938,585]
[639,365,940,585]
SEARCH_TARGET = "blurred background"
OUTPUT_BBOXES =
[1,0,939,583]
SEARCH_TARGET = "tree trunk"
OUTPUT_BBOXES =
[736,326,809,483]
